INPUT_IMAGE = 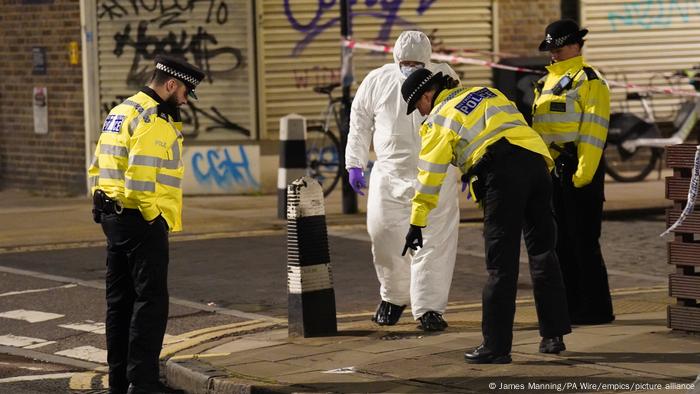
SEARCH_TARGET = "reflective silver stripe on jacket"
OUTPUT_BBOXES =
[88,176,99,188]
[541,131,579,145]
[578,134,606,149]
[128,106,158,135]
[156,174,182,188]
[533,112,582,124]
[162,142,181,170]
[125,178,155,192]
[432,114,464,135]
[99,168,125,180]
[100,144,128,157]
[123,99,145,114]
[484,105,521,120]
[129,155,162,167]
[418,159,449,174]
[416,182,441,195]
[456,122,524,167]
[581,113,609,128]
[427,88,469,124]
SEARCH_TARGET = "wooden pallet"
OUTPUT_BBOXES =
[665,143,700,333]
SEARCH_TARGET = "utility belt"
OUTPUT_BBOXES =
[460,138,516,201]
[92,190,139,223]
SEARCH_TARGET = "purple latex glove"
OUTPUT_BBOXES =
[348,167,367,196]
[461,180,471,200]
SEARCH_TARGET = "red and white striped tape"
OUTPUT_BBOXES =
[343,38,700,98]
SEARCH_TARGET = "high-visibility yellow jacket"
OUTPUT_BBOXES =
[87,87,185,232]
[532,56,610,188]
[411,86,553,227]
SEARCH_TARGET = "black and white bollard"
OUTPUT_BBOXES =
[287,176,337,337]
[278,114,307,219]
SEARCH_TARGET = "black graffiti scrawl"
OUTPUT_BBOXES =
[97,0,249,138]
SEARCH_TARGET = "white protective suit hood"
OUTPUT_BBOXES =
[393,30,432,67]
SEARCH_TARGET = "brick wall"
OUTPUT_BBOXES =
[0,0,85,196]
[498,0,561,56]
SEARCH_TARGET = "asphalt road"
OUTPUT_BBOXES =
[0,212,671,392]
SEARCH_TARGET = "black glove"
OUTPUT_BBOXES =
[442,74,460,89]
[402,225,424,256]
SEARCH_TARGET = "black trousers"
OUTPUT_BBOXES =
[480,140,571,355]
[552,155,614,323]
[100,210,169,391]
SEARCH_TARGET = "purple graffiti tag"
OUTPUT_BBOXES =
[284,0,434,56]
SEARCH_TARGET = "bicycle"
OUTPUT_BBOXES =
[306,83,343,197]
[604,68,700,182]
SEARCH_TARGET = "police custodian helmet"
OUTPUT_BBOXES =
[154,55,205,99]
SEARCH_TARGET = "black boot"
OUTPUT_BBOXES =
[418,311,448,331]
[539,336,566,354]
[464,344,512,364]
[371,300,406,325]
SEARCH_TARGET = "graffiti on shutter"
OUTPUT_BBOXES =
[97,0,256,140]
[258,0,494,139]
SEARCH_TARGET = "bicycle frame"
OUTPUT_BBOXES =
[620,91,699,152]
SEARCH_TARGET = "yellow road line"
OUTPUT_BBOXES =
[163,320,266,345]
[169,352,232,361]
[160,321,280,359]
[101,374,109,389]
[68,372,98,390]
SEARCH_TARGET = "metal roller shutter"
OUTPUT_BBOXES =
[581,0,700,119]
[257,1,495,139]
[95,0,256,141]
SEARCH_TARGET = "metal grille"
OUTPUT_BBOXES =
[256,0,495,139]
[95,0,256,141]
[581,0,700,120]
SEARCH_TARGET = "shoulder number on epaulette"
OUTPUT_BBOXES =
[101,115,125,133]
[455,88,496,115]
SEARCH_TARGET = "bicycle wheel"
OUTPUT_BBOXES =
[604,143,659,182]
[306,127,341,197]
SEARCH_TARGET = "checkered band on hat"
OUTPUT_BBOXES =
[553,33,573,48]
[407,73,434,105]
[156,63,201,87]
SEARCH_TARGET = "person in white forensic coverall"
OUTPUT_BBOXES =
[345,30,460,331]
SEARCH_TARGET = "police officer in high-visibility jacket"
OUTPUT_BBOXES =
[88,55,203,394]
[533,19,614,325]
[401,69,571,364]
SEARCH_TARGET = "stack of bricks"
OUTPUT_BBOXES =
[665,143,700,332]
[0,0,85,195]
[497,0,560,57]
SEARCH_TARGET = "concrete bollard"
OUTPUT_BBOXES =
[278,114,307,219]
[286,176,337,337]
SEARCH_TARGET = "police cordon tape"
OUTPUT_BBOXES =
[341,39,700,238]
[342,38,700,98]
[372,40,520,58]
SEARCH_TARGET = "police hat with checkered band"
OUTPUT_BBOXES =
[154,55,205,99]
[538,19,588,51]
[402,68,443,115]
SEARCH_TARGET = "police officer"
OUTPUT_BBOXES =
[401,69,571,364]
[533,19,615,325]
[88,55,204,394]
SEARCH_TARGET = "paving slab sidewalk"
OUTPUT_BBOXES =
[165,289,700,394]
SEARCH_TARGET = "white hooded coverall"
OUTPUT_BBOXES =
[346,31,460,319]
